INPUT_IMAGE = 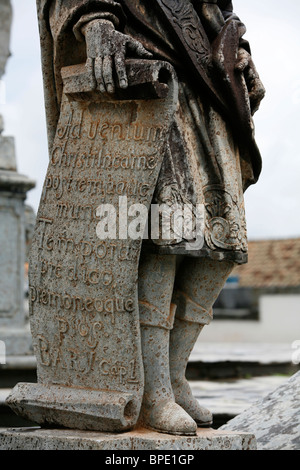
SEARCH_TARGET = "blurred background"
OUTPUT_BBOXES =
[0,0,299,430]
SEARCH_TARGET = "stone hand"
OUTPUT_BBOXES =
[235,48,266,114]
[82,19,153,94]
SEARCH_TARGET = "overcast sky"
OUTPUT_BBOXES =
[2,0,300,241]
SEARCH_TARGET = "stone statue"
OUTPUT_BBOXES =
[0,0,12,131]
[7,0,265,436]
[0,0,11,134]
[0,0,12,80]
[0,0,36,358]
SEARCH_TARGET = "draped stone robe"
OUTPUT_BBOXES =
[36,0,263,264]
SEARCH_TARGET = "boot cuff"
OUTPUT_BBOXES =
[139,302,176,330]
[172,290,213,325]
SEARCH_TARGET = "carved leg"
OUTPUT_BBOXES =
[138,253,197,436]
[169,318,213,426]
[170,258,235,426]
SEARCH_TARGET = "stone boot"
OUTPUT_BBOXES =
[169,258,235,426]
[139,323,197,436]
[169,317,213,427]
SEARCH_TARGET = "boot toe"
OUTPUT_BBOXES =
[172,378,213,426]
[143,399,197,436]
[193,406,213,427]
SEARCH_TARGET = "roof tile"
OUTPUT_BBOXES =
[233,238,300,288]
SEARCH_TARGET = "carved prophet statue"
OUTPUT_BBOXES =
[7,0,265,436]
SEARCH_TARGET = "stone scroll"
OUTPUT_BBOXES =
[7,60,178,432]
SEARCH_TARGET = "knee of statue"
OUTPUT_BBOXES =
[172,289,214,326]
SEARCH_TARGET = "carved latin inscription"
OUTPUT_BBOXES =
[29,92,174,394]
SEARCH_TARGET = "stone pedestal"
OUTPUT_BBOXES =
[0,134,35,359]
[0,427,256,450]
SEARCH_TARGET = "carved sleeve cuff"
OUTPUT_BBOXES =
[73,12,120,41]
[71,0,126,41]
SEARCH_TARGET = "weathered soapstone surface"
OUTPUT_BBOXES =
[221,372,300,450]
[0,427,257,450]
[7,0,265,438]
[7,60,178,431]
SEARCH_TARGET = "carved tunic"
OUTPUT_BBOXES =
[37,0,263,264]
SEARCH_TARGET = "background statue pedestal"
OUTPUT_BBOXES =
[0,133,35,359]
[0,427,256,450]
[0,2,37,430]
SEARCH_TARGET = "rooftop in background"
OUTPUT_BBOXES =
[233,238,300,288]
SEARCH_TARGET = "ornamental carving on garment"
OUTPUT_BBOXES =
[160,0,210,64]
[204,185,248,252]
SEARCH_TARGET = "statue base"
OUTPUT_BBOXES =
[0,426,256,450]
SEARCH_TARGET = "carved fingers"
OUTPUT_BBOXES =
[94,47,127,94]
[235,48,251,72]
[94,37,152,94]
[236,48,266,114]
[82,19,152,94]
[126,36,153,60]
[92,49,126,94]
[94,57,105,93]
[102,56,115,93]
[248,76,266,114]
[114,51,128,90]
